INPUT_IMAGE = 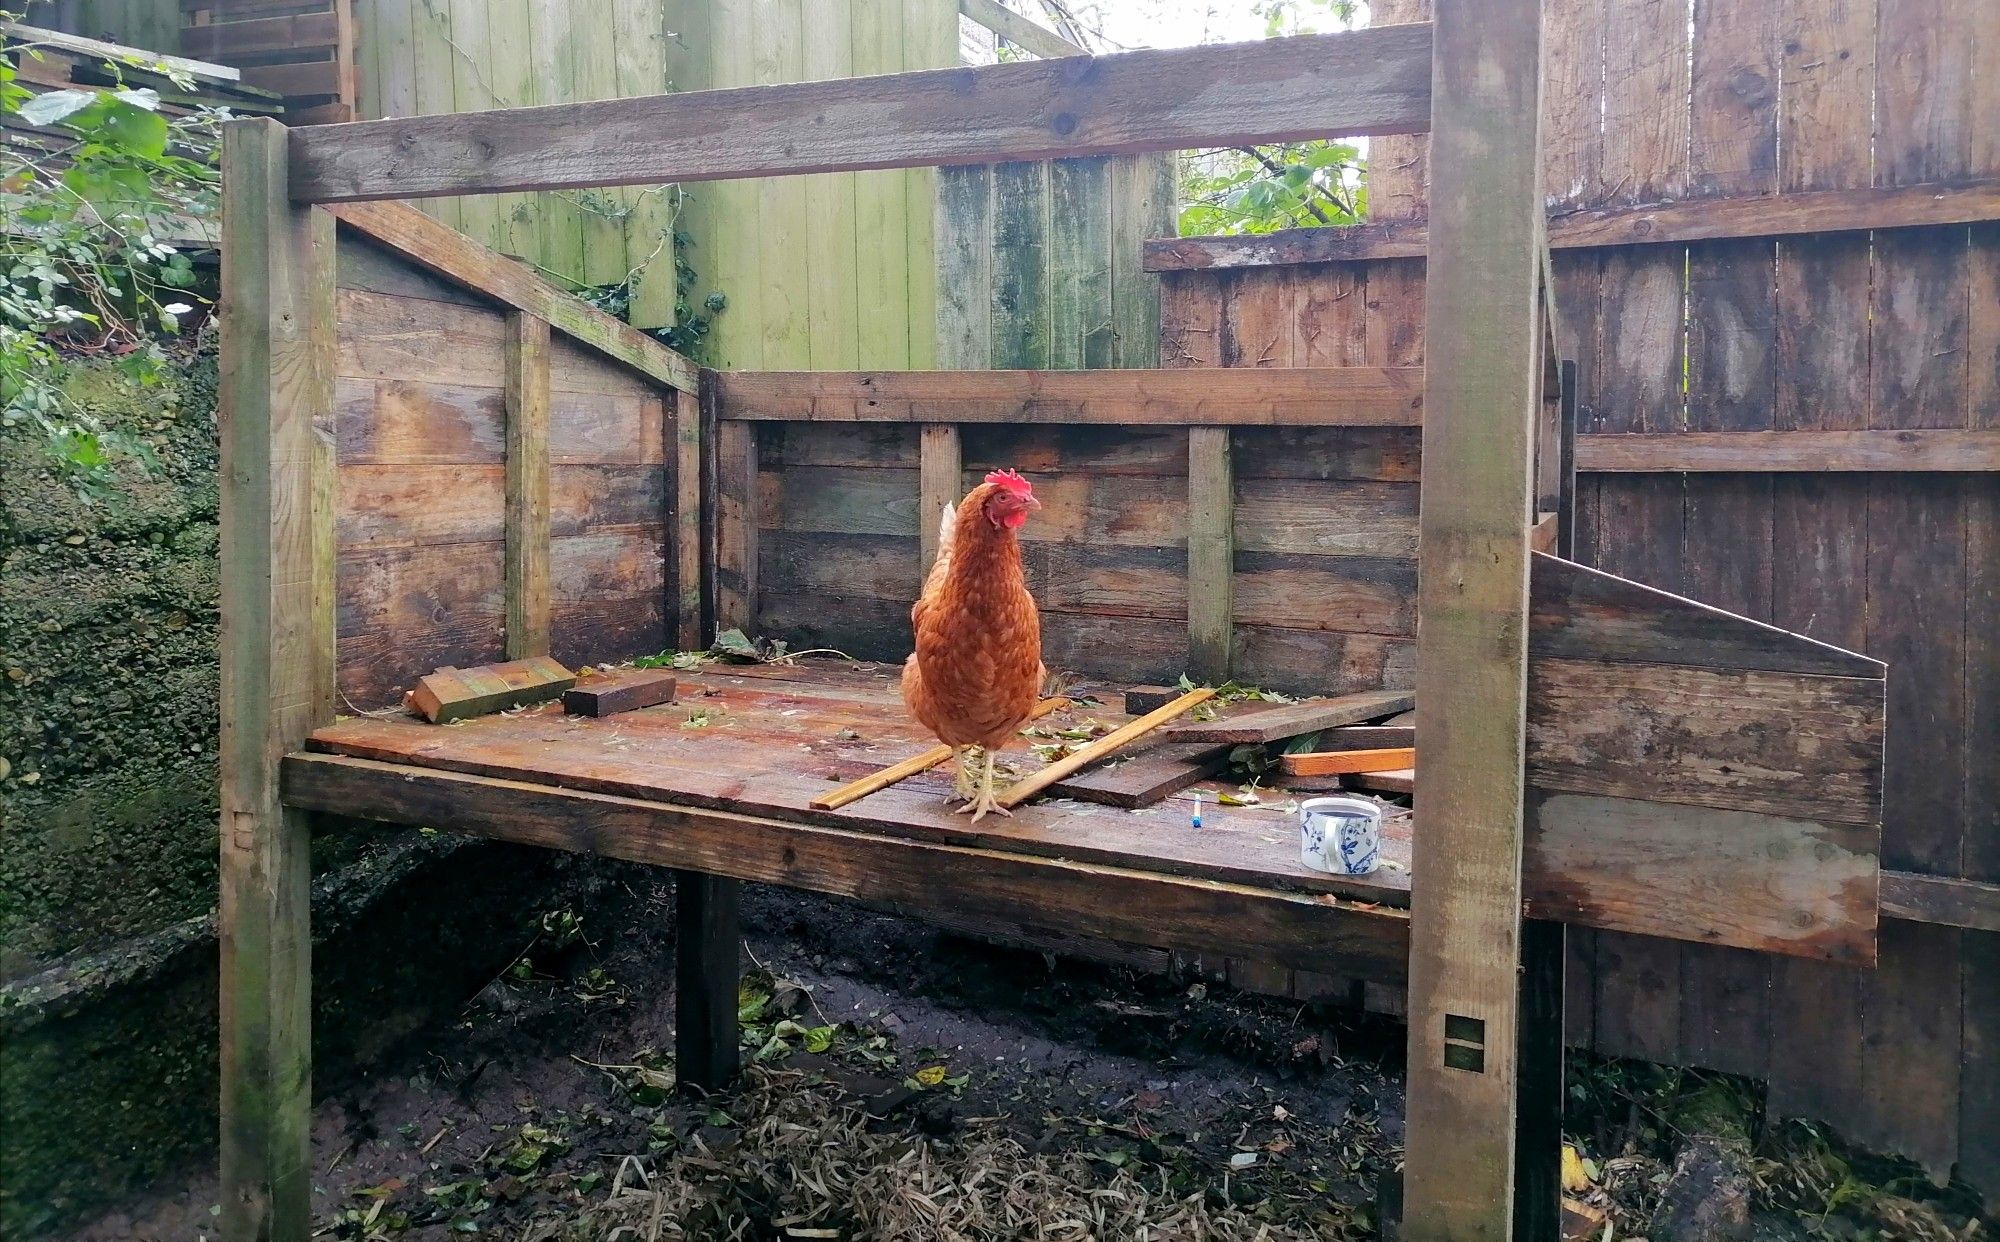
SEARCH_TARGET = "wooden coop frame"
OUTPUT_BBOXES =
[217,6,1890,1240]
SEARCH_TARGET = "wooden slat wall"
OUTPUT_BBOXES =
[332,236,673,706]
[1150,0,1997,1198]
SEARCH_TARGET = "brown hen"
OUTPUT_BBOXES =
[901,469,1043,821]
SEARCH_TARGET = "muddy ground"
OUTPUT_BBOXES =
[63,868,1991,1241]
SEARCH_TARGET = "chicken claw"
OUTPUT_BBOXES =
[951,746,977,804]
[954,748,1013,822]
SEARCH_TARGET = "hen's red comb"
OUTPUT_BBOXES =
[985,468,1033,495]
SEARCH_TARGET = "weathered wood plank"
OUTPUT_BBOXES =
[217,116,331,1242]
[1879,872,2000,933]
[711,367,1424,426]
[1528,553,1882,677]
[1524,792,1875,963]
[411,655,576,723]
[563,669,678,718]
[1163,690,1414,744]
[1526,657,1884,825]
[1047,741,1230,809]
[289,26,1436,202]
[504,312,552,659]
[1577,427,2000,471]
[1281,748,1416,777]
[281,752,1415,981]
[1401,0,1543,1228]
[328,200,698,394]
[673,392,704,651]
[1000,688,1217,809]
[957,0,1084,58]
[714,420,759,634]
[1186,427,1234,681]
[1142,181,2000,271]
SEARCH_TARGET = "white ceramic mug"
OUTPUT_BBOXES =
[1299,796,1382,876]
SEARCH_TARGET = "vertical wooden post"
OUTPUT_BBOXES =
[674,389,706,652]
[674,870,741,1093]
[714,418,760,636]
[218,116,334,1242]
[504,311,552,659]
[1186,426,1234,682]
[1403,0,1545,1235]
[919,423,963,576]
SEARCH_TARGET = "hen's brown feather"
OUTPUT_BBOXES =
[901,481,1043,750]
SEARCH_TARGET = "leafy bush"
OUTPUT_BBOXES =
[1,21,221,498]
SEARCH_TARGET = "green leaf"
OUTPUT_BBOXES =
[16,89,97,126]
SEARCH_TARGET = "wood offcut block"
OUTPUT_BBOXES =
[1164,690,1414,744]
[563,669,678,717]
[1280,747,1416,777]
[409,656,575,723]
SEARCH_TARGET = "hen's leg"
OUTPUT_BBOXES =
[958,747,1013,822]
[950,746,976,803]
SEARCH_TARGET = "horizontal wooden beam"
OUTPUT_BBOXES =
[958,0,1086,58]
[711,366,1424,425]
[1576,429,2000,473]
[1880,871,2000,933]
[287,25,1432,202]
[1143,179,2000,271]
[281,752,1412,982]
[329,200,698,394]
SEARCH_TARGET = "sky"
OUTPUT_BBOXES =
[964,0,1368,56]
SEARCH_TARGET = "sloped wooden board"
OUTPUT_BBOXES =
[1523,554,1885,965]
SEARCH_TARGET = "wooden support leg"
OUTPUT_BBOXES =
[1187,426,1235,683]
[1513,918,1568,1241]
[674,871,742,1094]
[218,117,335,1242]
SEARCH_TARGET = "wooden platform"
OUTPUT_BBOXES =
[285,660,1416,981]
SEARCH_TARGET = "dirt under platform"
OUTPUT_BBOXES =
[63,871,1989,1242]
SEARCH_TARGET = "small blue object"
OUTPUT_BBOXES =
[1188,792,1203,829]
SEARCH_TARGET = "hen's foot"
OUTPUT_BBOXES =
[950,747,978,803]
[954,789,1013,822]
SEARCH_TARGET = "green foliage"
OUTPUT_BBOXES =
[1,21,220,498]
[1178,140,1365,236]
[577,188,727,360]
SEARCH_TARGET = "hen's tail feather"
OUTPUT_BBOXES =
[912,496,961,630]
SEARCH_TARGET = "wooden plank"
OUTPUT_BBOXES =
[1186,427,1233,681]
[283,752,1415,981]
[934,164,994,369]
[1577,428,2000,471]
[1142,180,2000,271]
[1046,741,1229,809]
[1401,0,1541,1229]
[562,670,678,718]
[1281,748,1416,777]
[288,25,1436,202]
[1348,768,1414,795]
[714,419,759,634]
[674,870,741,1093]
[327,200,699,394]
[918,424,962,581]
[1049,157,1114,368]
[216,116,331,1242]
[1163,690,1415,744]
[1319,725,1415,750]
[181,10,339,58]
[1879,872,2000,933]
[1528,553,1882,677]
[673,392,704,651]
[11,18,243,83]
[1524,792,1875,964]
[503,312,552,659]
[410,655,575,723]
[957,0,1084,58]
[1527,657,1884,825]
[710,367,1425,425]
[1000,687,1216,809]
[990,161,1050,369]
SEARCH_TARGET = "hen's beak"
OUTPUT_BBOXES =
[1025,494,1043,511]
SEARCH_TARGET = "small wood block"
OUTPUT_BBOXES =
[1280,747,1416,777]
[1048,741,1231,809]
[1124,685,1182,715]
[563,670,678,717]
[409,656,575,723]
[1277,773,1350,794]
[1321,725,1416,751]
[1163,690,1415,745]
[1348,768,1415,795]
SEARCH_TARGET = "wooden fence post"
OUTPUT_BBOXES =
[1187,427,1234,682]
[217,116,335,1242]
[919,424,963,576]
[674,389,706,652]
[1402,0,1546,1235]
[504,311,552,659]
